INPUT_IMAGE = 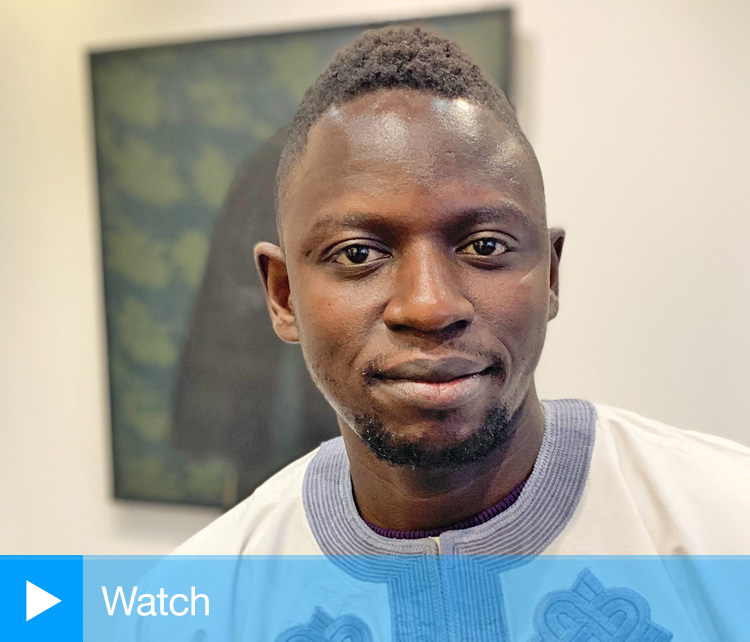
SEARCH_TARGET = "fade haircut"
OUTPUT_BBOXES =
[276,25,538,214]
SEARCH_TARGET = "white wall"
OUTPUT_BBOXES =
[1,0,748,554]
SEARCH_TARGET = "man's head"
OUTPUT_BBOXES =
[256,26,564,469]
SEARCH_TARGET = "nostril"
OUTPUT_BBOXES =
[437,318,471,340]
[388,318,469,335]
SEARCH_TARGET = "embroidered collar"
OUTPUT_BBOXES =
[302,399,596,556]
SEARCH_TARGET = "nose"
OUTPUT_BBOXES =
[383,245,474,336]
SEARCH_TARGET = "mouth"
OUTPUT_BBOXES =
[368,357,502,410]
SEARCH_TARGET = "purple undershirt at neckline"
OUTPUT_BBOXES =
[363,476,529,539]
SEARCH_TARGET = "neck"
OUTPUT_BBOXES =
[341,390,545,532]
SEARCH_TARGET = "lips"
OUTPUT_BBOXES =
[373,357,490,382]
[368,356,502,410]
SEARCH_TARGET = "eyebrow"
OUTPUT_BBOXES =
[308,202,533,237]
[309,212,394,237]
[449,204,532,227]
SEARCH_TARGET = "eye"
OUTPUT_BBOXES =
[457,236,509,257]
[331,244,389,266]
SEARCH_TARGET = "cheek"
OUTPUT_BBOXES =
[291,278,379,393]
[479,267,550,364]
[510,270,551,365]
[514,267,550,322]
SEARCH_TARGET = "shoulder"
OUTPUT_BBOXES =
[172,446,324,556]
[587,402,750,553]
[593,402,750,476]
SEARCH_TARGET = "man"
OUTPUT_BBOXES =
[169,25,749,640]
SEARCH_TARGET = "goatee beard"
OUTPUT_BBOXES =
[356,404,516,470]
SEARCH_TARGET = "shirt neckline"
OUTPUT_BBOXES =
[302,399,596,556]
[363,475,529,539]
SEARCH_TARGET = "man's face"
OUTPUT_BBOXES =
[260,89,562,467]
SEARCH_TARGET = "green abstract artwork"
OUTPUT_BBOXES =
[91,10,512,507]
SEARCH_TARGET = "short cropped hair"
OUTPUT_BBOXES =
[277,25,536,209]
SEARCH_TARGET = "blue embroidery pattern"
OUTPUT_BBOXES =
[276,607,373,642]
[530,569,673,642]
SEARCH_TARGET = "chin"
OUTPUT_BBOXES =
[355,403,514,470]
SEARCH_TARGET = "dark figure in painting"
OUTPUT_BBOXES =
[172,126,337,507]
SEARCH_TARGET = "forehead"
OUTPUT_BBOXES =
[279,89,545,240]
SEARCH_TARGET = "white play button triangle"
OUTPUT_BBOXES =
[26,580,61,621]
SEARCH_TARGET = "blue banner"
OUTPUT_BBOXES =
[1,555,748,641]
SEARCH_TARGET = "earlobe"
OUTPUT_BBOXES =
[547,228,565,321]
[253,242,299,343]
[548,292,560,321]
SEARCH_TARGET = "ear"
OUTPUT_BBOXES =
[547,228,565,321]
[254,242,299,343]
